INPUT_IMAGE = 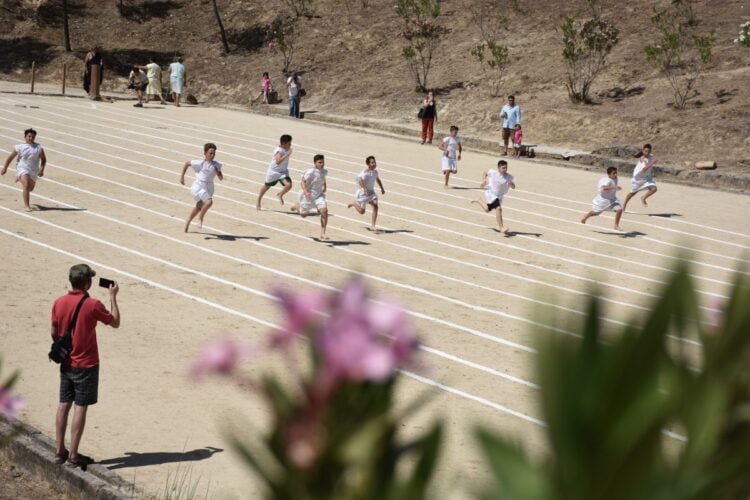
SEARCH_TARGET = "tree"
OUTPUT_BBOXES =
[62,0,71,52]
[210,0,230,54]
[395,0,446,93]
[469,2,510,97]
[266,15,299,74]
[559,1,619,104]
[644,3,714,109]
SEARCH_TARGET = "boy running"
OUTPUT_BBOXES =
[581,166,624,231]
[291,154,329,240]
[2,128,47,212]
[347,155,386,232]
[438,125,462,188]
[623,143,657,210]
[180,142,223,232]
[471,160,515,233]
[257,134,293,210]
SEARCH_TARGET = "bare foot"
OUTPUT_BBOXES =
[501,226,510,234]
[184,221,190,233]
[581,217,588,224]
[368,226,380,233]
[320,234,330,240]
[23,206,33,212]
[347,203,355,209]
[290,205,299,213]
[443,184,449,189]
[614,226,624,232]
[641,196,648,207]
[256,203,262,211]
[276,193,285,206]
[198,218,204,229]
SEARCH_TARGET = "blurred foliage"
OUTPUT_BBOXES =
[477,262,750,499]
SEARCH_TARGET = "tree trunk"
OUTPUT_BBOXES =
[62,0,71,52]
[210,0,230,54]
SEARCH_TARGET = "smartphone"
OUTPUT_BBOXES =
[98,278,115,289]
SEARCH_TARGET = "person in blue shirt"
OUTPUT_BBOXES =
[499,95,521,156]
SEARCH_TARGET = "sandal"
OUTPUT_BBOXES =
[67,453,94,468]
[54,449,69,465]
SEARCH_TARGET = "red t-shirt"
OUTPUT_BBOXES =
[51,290,114,368]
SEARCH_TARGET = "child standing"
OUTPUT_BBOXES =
[291,154,329,240]
[347,155,386,232]
[512,124,523,157]
[581,166,624,231]
[2,128,47,212]
[623,143,657,210]
[256,134,293,210]
[251,72,272,105]
[438,125,462,188]
[180,142,223,232]
[471,160,515,233]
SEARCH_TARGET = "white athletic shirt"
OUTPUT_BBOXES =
[633,154,654,180]
[357,168,379,192]
[597,177,617,201]
[442,136,461,160]
[487,170,514,199]
[15,143,43,171]
[268,146,290,174]
[302,167,327,196]
[190,159,222,183]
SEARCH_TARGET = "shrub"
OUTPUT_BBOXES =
[191,278,443,499]
[469,4,510,97]
[266,16,299,75]
[476,262,750,499]
[559,14,619,104]
[734,21,750,48]
[395,0,447,93]
[644,4,715,109]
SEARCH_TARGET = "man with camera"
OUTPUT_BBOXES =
[51,264,120,468]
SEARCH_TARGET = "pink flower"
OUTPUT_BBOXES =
[271,288,328,348]
[0,386,24,418]
[190,338,254,380]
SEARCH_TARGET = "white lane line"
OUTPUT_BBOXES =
[2,129,698,309]
[0,119,735,304]
[12,94,748,245]
[0,226,546,428]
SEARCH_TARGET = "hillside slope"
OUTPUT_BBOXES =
[2,0,750,172]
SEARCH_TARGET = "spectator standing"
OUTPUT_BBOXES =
[251,72,273,105]
[51,264,121,468]
[287,72,303,118]
[128,65,148,108]
[512,124,523,157]
[137,58,166,105]
[83,47,103,97]
[420,91,437,144]
[2,128,47,211]
[167,57,187,107]
[500,95,521,156]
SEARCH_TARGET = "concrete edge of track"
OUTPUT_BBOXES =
[0,417,137,499]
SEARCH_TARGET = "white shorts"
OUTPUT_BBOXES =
[441,156,458,173]
[355,188,378,209]
[191,181,214,203]
[592,196,621,213]
[631,177,656,193]
[15,165,39,182]
[265,169,290,184]
[298,192,326,213]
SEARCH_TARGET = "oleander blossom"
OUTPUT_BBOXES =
[190,338,255,380]
[0,386,24,418]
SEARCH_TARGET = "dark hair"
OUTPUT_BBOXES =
[366,155,376,164]
[313,154,325,163]
[607,166,618,175]
[635,143,652,158]
[450,125,459,132]
[24,128,37,137]
[204,142,217,153]
[508,95,515,99]
[176,56,183,63]
[280,134,292,144]
[263,72,269,78]
[497,160,508,167]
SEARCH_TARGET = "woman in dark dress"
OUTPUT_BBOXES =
[420,90,437,144]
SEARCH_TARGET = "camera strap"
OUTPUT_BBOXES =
[65,293,90,337]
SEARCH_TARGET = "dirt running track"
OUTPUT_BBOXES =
[1,86,748,498]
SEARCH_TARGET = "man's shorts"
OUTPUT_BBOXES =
[502,127,513,142]
[191,180,214,202]
[60,365,99,406]
[441,157,458,173]
[355,188,378,209]
[265,174,291,187]
[298,192,327,213]
[487,197,502,210]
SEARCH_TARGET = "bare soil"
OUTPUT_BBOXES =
[0,456,68,500]
[1,0,749,174]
